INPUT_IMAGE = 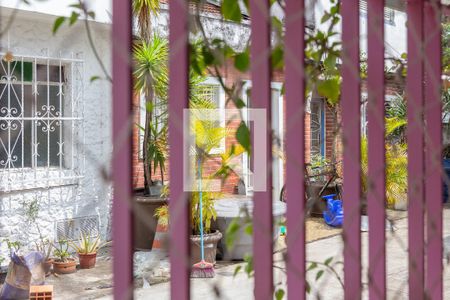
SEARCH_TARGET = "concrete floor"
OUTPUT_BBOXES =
[47,208,450,299]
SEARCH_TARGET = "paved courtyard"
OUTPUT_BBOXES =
[43,208,450,299]
[126,209,450,300]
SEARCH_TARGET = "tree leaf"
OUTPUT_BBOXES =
[271,46,284,70]
[53,16,66,35]
[324,256,333,266]
[69,12,79,26]
[307,262,317,271]
[321,13,331,24]
[69,3,82,9]
[243,254,254,277]
[315,270,324,281]
[234,98,246,109]
[317,77,340,104]
[275,289,285,300]
[244,223,253,235]
[88,11,96,19]
[233,265,242,277]
[306,280,311,294]
[226,219,240,249]
[90,75,100,82]
[234,51,250,72]
[236,122,251,154]
[222,0,242,22]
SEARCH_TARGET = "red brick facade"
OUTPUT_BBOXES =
[132,65,405,194]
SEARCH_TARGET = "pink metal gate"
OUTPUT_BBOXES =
[111,0,444,299]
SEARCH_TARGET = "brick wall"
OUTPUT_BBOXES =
[132,60,313,194]
[132,63,406,193]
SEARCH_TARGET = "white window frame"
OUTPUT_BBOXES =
[361,93,398,137]
[241,81,284,197]
[0,53,84,192]
[271,82,284,202]
[200,77,226,154]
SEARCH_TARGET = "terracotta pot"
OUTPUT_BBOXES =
[43,259,53,276]
[190,230,222,265]
[52,258,77,274]
[78,253,97,269]
[133,193,167,250]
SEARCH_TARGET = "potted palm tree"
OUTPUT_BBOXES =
[155,94,226,264]
[132,35,170,250]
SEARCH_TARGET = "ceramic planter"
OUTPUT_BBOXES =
[78,253,97,269]
[133,193,167,250]
[52,258,77,274]
[190,230,222,265]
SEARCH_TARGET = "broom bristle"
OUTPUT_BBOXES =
[191,260,215,278]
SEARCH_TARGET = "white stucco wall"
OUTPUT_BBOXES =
[314,0,407,62]
[0,0,112,24]
[0,8,112,263]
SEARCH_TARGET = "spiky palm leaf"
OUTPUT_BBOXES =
[133,35,168,99]
[133,0,160,41]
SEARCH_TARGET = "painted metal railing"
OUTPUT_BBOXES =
[111,0,443,299]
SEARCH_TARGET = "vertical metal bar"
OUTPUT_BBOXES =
[7,61,11,169]
[21,58,24,170]
[341,0,361,298]
[59,58,63,171]
[47,59,50,169]
[112,0,134,299]
[33,59,37,172]
[285,0,306,298]
[424,1,442,299]
[367,0,386,299]
[168,0,190,299]
[407,0,425,298]
[250,0,273,299]
[71,57,74,171]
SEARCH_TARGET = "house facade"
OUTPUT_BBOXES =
[133,0,409,199]
[0,0,409,264]
[0,3,112,262]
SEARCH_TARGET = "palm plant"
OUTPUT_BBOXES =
[154,85,227,235]
[133,35,169,193]
[361,137,407,208]
[133,0,160,42]
[71,232,104,255]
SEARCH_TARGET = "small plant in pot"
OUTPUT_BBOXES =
[35,239,53,276]
[154,96,227,265]
[155,186,222,265]
[52,240,76,274]
[70,232,104,269]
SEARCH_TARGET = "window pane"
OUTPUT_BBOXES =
[310,99,323,157]
[23,120,32,168]
[36,64,63,82]
[0,61,33,82]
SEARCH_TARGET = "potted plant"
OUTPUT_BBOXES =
[52,240,76,274]
[155,188,222,265]
[35,239,53,276]
[70,233,104,269]
[132,35,170,250]
[154,95,227,264]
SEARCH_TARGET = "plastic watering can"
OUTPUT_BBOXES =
[322,194,343,227]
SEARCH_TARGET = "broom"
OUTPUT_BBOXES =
[191,157,215,278]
